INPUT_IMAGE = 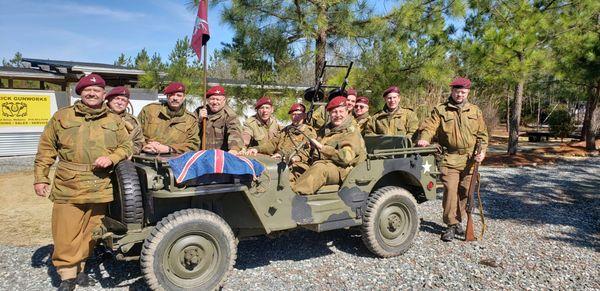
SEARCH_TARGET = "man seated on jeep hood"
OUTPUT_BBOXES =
[292,96,366,195]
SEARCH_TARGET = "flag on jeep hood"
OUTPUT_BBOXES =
[168,149,265,184]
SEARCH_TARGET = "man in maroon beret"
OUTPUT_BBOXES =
[242,96,281,148]
[246,102,317,183]
[195,85,243,154]
[353,96,370,134]
[106,86,145,155]
[292,96,366,195]
[417,77,488,242]
[138,81,199,154]
[34,74,132,290]
[365,85,419,139]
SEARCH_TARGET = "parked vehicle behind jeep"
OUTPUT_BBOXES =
[99,135,439,290]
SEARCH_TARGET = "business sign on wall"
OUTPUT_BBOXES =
[0,90,57,133]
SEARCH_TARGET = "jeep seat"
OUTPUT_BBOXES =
[363,135,412,154]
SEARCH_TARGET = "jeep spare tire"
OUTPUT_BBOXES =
[110,160,143,225]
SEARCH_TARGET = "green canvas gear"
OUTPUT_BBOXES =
[243,115,281,147]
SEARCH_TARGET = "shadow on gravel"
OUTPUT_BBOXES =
[31,244,148,290]
[419,219,445,235]
[31,244,61,287]
[235,228,373,270]
[480,159,600,251]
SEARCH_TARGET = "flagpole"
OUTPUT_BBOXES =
[202,44,208,150]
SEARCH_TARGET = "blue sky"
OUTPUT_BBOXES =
[0,0,234,64]
[0,0,460,65]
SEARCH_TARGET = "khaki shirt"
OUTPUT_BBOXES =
[242,116,281,147]
[34,101,132,203]
[197,105,243,151]
[309,104,327,131]
[138,103,199,154]
[315,117,367,179]
[420,99,489,169]
[355,113,370,135]
[254,123,317,163]
[366,106,419,139]
[117,111,144,155]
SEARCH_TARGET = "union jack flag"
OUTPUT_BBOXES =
[168,149,265,185]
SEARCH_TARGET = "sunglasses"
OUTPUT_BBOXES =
[355,104,368,109]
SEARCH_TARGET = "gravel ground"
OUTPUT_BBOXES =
[0,157,598,290]
[0,155,35,174]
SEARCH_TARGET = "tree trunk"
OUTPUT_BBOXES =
[508,80,525,155]
[583,81,600,151]
[314,3,328,83]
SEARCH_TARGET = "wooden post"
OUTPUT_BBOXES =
[202,44,208,150]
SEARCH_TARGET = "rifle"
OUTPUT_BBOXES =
[465,139,486,241]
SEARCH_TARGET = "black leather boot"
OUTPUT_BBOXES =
[455,223,465,236]
[75,272,97,287]
[441,225,457,242]
[57,279,76,291]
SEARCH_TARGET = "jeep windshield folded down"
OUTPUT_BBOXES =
[98,135,439,290]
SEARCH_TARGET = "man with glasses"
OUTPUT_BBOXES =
[353,96,370,134]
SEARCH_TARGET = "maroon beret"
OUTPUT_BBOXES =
[106,86,130,99]
[75,73,105,95]
[356,96,369,105]
[383,86,400,97]
[255,96,273,109]
[326,96,347,112]
[206,85,226,98]
[450,77,471,89]
[288,103,306,114]
[346,88,357,97]
[163,82,186,95]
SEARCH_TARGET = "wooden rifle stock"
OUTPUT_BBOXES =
[465,140,482,241]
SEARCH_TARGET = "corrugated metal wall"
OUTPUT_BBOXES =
[0,132,41,156]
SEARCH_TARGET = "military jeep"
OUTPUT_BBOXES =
[101,135,439,290]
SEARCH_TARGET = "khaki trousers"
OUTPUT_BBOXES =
[292,161,341,195]
[52,202,106,280]
[440,167,473,226]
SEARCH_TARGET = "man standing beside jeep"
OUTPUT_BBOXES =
[417,77,488,242]
[138,82,199,154]
[242,96,281,148]
[292,96,366,195]
[366,86,419,139]
[105,86,145,155]
[33,74,132,290]
[196,85,244,154]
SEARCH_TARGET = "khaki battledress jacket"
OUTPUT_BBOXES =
[366,105,419,138]
[355,113,370,135]
[138,102,199,153]
[242,116,281,147]
[314,117,367,179]
[115,111,144,155]
[254,123,317,162]
[419,99,489,169]
[34,101,132,204]
[196,105,244,151]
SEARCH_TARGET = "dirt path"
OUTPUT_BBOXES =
[0,170,53,246]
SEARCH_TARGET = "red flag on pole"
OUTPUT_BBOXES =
[191,0,210,59]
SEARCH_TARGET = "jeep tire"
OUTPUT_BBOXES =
[361,186,419,257]
[110,160,143,225]
[141,209,237,291]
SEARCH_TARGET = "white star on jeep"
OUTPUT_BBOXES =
[422,160,432,173]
